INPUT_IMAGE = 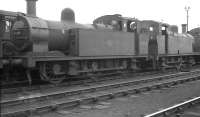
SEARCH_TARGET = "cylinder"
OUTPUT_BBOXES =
[26,0,37,16]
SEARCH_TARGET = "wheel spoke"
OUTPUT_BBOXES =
[39,63,65,84]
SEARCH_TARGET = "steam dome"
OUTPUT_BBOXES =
[61,8,75,22]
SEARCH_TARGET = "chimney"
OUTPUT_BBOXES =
[182,24,187,33]
[26,0,38,16]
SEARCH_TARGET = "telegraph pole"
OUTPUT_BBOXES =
[185,6,190,32]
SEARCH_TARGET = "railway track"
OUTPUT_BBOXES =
[2,70,199,103]
[2,66,200,94]
[1,70,200,117]
[1,70,177,94]
[143,96,200,117]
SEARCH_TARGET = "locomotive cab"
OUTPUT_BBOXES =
[93,14,138,33]
[137,20,161,57]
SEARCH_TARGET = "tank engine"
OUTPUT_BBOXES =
[1,8,95,83]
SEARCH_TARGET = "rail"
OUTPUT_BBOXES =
[144,96,200,117]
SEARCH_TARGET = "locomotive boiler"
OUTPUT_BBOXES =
[8,8,91,55]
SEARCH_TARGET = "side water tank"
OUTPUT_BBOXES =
[61,8,75,22]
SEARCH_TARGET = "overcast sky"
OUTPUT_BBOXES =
[0,0,199,31]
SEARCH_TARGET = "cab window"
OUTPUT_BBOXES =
[127,21,136,32]
[149,26,154,32]
[161,26,167,35]
[5,20,11,32]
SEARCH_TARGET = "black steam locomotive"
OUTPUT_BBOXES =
[0,8,200,84]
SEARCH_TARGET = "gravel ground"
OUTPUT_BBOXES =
[180,105,200,117]
[38,80,200,117]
